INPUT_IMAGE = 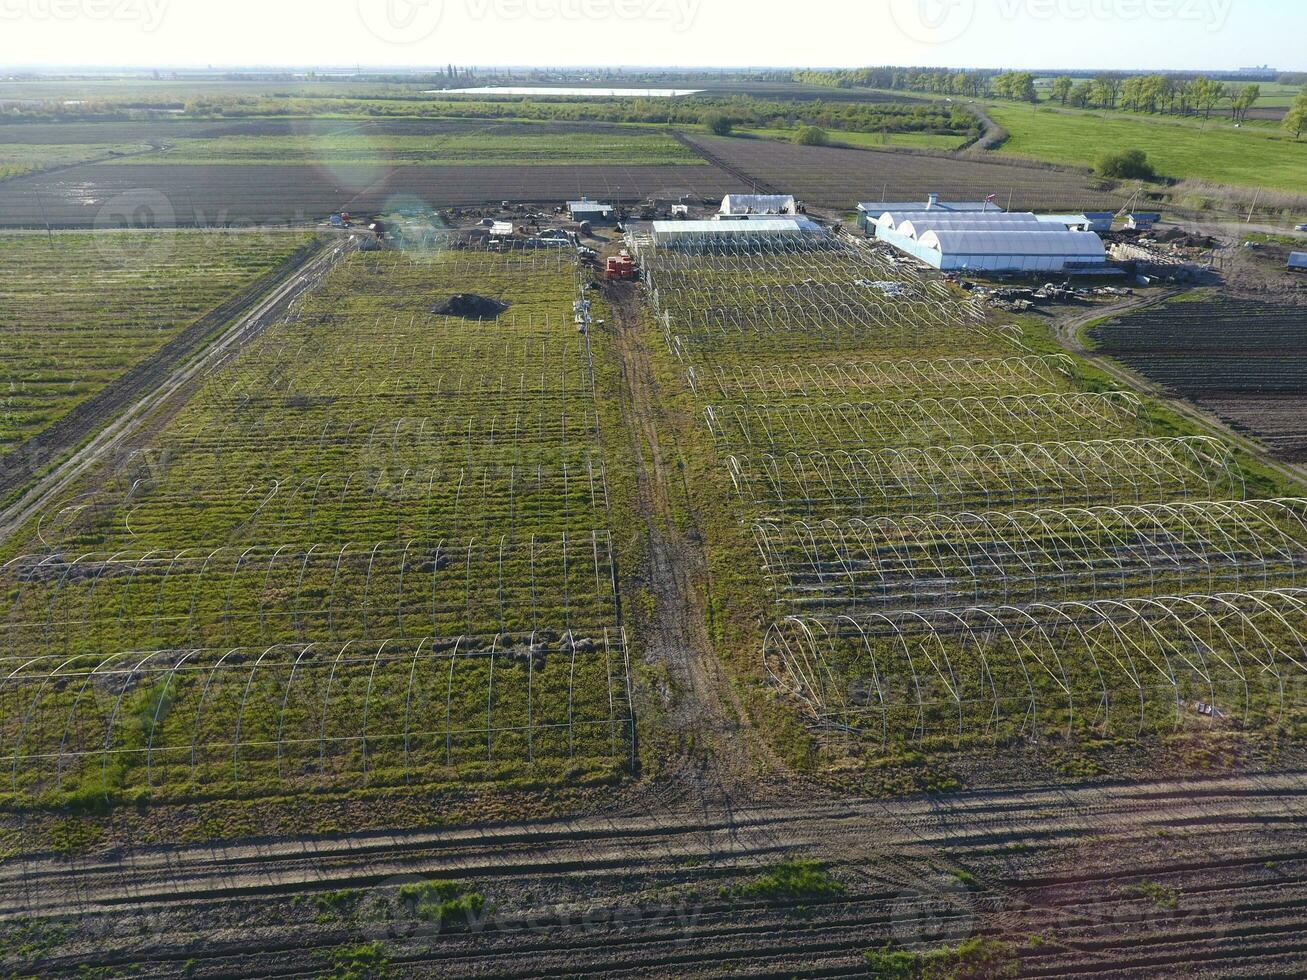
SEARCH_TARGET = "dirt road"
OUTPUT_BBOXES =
[602,279,792,813]
[6,770,1307,977]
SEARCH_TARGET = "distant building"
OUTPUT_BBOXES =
[719,193,797,216]
[1289,252,1307,272]
[567,198,615,223]
[1127,213,1162,231]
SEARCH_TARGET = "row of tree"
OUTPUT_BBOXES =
[1285,88,1307,140]
[1048,73,1260,121]
[794,67,1265,122]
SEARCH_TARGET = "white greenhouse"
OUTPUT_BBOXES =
[913,229,1107,272]
[874,210,1042,233]
[651,217,824,246]
[893,216,1047,240]
[719,194,798,215]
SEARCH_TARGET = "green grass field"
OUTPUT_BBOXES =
[736,128,969,151]
[119,130,700,166]
[0,142,150,180]
[637,233,1307,777]
[0,247,633,809]
[0,231,313,451]
[988,104,1307,191]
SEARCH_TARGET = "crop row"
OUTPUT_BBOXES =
[0,248,633,806]
[0,231,314,450]
[636,229,1307,743]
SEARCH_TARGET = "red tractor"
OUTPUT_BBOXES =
[604,251,638,281]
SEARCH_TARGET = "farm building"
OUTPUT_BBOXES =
[1289,252,1307,272]
[880,227,1106,272]
[893,218,1045,244]
[720,194,798,216]
[651,217,824,247]
[568,198,615,223]
[888,214,1047,238]
[856,194,1001,232]
[1035,212,1115,233]
[1127,212,1162,231]
[871,210,1044,238]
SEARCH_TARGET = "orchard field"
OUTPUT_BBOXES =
[635,229,1307,755]
[0,246,634,808]
[0,231,314,453]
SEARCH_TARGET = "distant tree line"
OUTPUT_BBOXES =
[1285,87,1307,140]
[793,67,1264,121]
[1048,73,1261,121]
[1,92,974,139]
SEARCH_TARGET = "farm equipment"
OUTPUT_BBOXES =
[604,251,639,281]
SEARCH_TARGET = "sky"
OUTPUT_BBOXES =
[0,0,1302,72]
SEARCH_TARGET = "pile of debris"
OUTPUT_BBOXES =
[965,280,1116,312]
[432,294,510,320]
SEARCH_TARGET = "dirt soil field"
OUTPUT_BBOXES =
[0,162,737,227]
[679,132,1126,211]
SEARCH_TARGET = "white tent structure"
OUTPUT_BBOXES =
[913,229,1107,272]
[720,194,797,216]
[895,217,1047,239]
[651,217,823,246]
[875,210,1043,233]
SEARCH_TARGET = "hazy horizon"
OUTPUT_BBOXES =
[0,0,1302,74]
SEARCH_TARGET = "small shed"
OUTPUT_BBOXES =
[1127,213,1162,231]
[567,198,615,223]
[1289,252,1307,272]
[1036,212,1115,233]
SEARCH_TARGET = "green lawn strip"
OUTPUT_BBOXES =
[114,130,701,166]
[986,104,1307,192]
[0,142,151,179]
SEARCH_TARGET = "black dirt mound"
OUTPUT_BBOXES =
[432,293,510,320]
